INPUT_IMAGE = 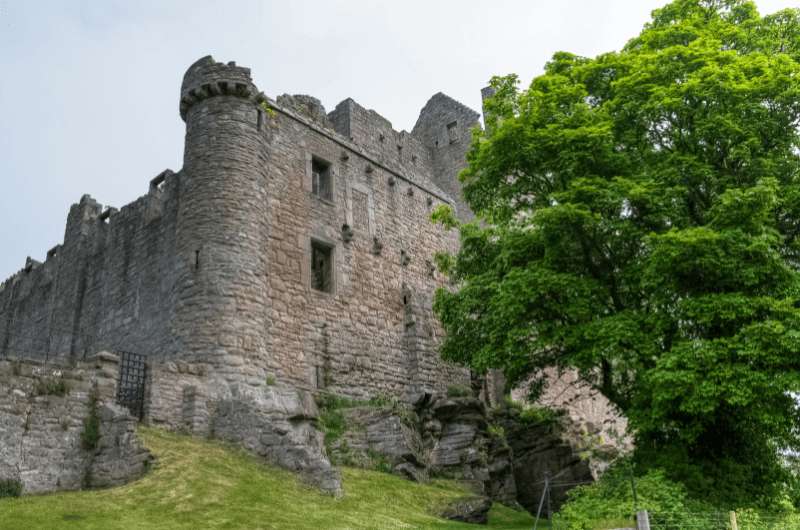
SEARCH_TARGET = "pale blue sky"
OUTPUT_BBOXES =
[0,0,796,279]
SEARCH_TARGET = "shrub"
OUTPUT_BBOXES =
[366,450,393,474]
[518,405,563,427]
[34,376,69,397]
[554,462,714,530]
[487,424,505,439]
[0,478,22,498]
[81,388,101,451]
[736,509,800,529]
[446,384,471,398]
[265,375,276,386]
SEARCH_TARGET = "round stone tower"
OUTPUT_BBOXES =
[174,56,271,380]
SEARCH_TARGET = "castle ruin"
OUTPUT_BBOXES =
[0,56,486,494]
[0,57,629,510]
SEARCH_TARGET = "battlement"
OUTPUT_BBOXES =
[179,56,265,121]
[1,55,477,393]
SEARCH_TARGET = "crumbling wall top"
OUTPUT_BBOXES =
[179,55,262,120]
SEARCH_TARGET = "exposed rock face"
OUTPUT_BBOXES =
[497,408,594,513]
[420,395,491,493]
[331,405,428,482]
[0,354,150,495]
[512,368,633,479]
[326,389,628,516]
[89,401,152,489]
[145,360,343,494]
[438,495,493,524]
[328,393,518,510]
[486,432,517,507]
[212,384,341,495]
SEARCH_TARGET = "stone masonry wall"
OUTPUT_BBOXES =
[0,56,473,405]
[0,171,180,364]
[412,93,481,222]
[144,358,340,494]
[0,353,150,494]
[261,96,470,400]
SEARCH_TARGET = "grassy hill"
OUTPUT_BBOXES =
[0,428,536,530]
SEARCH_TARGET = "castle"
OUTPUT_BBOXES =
[0,57,633,512]
[0,56,493,494]
[0,56,481,395]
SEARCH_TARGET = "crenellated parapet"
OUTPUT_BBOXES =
[179,56,266,121]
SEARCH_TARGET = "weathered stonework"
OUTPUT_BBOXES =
[512,368,634,479]
[0,55,631,506]
[0,55,481,493]
[0,353,150,494]
[0,56,475,398]
[328,393,518,510]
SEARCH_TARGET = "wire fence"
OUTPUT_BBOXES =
[649,511,732,529]
[546,510,800,530]
[533,467,800,530]
[647,510,800,530]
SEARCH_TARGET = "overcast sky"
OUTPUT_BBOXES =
[0,0,796,280]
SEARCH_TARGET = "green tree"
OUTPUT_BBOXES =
[434,0,800,506]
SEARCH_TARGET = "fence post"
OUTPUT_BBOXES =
[636,510,651,530]
[532,473,548,530]
[545,471,554,529]
[729,511,738,530]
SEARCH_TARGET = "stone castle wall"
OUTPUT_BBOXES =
[261,97,471,399]
[0,353,150,494]
[0,174,180,364]
[0,55,477,404]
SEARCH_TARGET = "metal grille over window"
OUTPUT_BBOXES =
[311,241,333,293]
[116,351,147,420]
[312,157,333,201]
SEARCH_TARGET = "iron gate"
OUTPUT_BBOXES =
[116,351,147,420]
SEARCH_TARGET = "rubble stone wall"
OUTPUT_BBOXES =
[0,353,150,495]
[0,56,474,403]
[0,178,180,364]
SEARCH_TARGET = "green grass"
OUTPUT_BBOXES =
[0,427,536,530]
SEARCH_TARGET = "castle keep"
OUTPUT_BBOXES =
[0,56,489,493]
[0,56,479,398]
[0,57,632,512]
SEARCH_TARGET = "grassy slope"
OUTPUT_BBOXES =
[0,428,536,530]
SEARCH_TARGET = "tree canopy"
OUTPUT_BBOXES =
[433,0,800,506]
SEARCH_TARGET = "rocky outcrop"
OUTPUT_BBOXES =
[438,495,493,524]
[496,407,593,513]
[486,431,517,506]
[324,388,631,516]
[211,383,342,495]
[330,404,428,482]
[327,393,517,509]
[512,368,633,479]
[420,394,490,492]
[145,361,343,495]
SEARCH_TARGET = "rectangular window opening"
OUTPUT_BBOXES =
[311,157,333,201]
[311,240,334,293]
[447,121,458,144]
